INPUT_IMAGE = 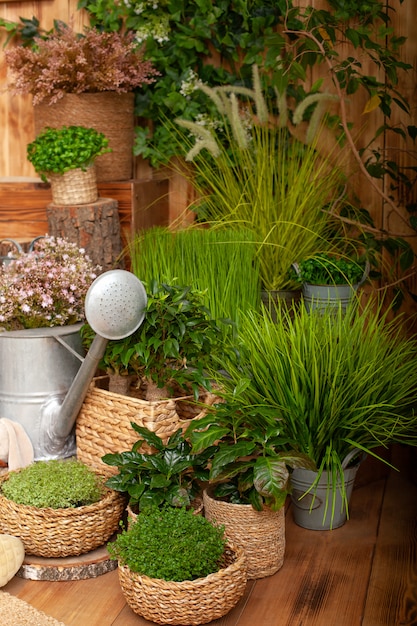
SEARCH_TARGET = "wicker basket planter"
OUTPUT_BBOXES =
[0,473,125,558]
[48,165,98,206]
[203,489,285,580]
[76,383,219,477]
[117,543,247,625]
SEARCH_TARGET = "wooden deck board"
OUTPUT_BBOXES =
[2,447,416,626]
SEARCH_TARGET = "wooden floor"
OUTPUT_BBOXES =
[3,444,417,626]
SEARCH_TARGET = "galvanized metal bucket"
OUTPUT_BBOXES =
[0,324,84,460]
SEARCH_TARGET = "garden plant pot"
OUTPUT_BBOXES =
[203,489,285,579]
[290,451,364,530]
[302,283,359,314]
[0,324,84,460]
[117,543,247,625]
[0,472,125,557]
[48,165,98,206]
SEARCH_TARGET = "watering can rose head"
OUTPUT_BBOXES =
[0,236,101,331]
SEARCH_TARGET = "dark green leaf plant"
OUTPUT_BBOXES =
[103,426,214,512]
[292,253,367,285]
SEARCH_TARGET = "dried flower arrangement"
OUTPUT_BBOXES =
[0,236,101,330]
[4,24,160,105]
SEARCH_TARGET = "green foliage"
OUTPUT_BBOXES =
[293,253,367,285]
[1,460,105,508]
[129,226,260,329]
[107,505,226,581]
[186,389,315,512]
[103,427,212,511]
[81,281,222,396]
[27,125,111,181]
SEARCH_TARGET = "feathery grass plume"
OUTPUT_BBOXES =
[175,119,221,160]
[274,87,288,127]
[229,93,250,149]
[251,64,269,123]
[293,93,339,142]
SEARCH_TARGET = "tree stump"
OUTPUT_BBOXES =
[46,197,124,271]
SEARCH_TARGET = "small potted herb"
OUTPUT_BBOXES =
[292,253,368,312]
[27,125,111,205]
[0,459,124,557]
[108,505,247,624]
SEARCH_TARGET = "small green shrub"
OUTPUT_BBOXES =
[108,506,226,582]
[293,253,366,285]
[1,459,105,508]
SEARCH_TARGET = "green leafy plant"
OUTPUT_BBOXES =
[1,459,105,508]
[81,280,223,400]
[108,505,226,581]
[27,125,111,182]
[206,300,417,523]
[186,388,315,512]
[103,426,213,512]
[293,253,367,285]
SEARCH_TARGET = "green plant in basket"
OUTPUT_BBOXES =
[103,426,214,512]
[108,505,226,582]
[1,459,104,508]
[27,125,111,182]
[293,253,367,286]
[186,383,315,512]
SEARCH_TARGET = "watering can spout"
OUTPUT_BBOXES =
[40,270,147,458]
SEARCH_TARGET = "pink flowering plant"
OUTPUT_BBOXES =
[4,24,159,106]
[0,236,101,330]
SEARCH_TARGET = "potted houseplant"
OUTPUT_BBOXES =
[4,23,159,181]
[186,393,314,578]
[208,300,417,529]
[27,125,111,205]
[0,236,100,461]
[292,252,369,313]
[76,280,223,474]
[107,505,247,625]
[0,458,124,557]
[102,426,211,522]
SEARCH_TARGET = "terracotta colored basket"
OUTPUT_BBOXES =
[48,165,98,206]
[117,543,247,625]
[76,382,219,477]
[0,473,125,558]
[203,489,286,579]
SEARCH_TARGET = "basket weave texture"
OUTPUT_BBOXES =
[0,473,125,557]
[117,544,247,625]
[76,384,219,477]
[34,93,134,182]
[49,165,98,206]
[203,490,286,579]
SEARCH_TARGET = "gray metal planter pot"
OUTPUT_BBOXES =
[0,324,84,461]
[302,282,359,314]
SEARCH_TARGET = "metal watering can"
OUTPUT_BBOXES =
[0,237,45,265]
[11,269,147,460]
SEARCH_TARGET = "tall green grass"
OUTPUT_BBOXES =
[129,226,260,327]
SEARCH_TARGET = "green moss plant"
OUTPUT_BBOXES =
[1,459,104,508]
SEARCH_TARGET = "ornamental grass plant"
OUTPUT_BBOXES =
[209,299,417,520]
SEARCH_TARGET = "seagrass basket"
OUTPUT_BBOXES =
[76,381,220,477]
[117,543,247,625]
[203,489,286,579]
[48,165,98,206]
[0,473,125,558]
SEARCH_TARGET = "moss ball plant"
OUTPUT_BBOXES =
[108,506,226,582]
[1,459,105,508]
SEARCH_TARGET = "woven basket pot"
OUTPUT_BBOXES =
[0,473,125,557]
[48,165,98,206]
[76,382,219,477]
[117,543,247,625]
[33,93,134,182]
[203,489,285,580]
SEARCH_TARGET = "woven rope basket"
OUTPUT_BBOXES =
[48,165,98,206]
[0,473,125,558]
[117,543,247,625]
[203,490,286,579]
[34,93,134,182]
[76,383,220,477]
